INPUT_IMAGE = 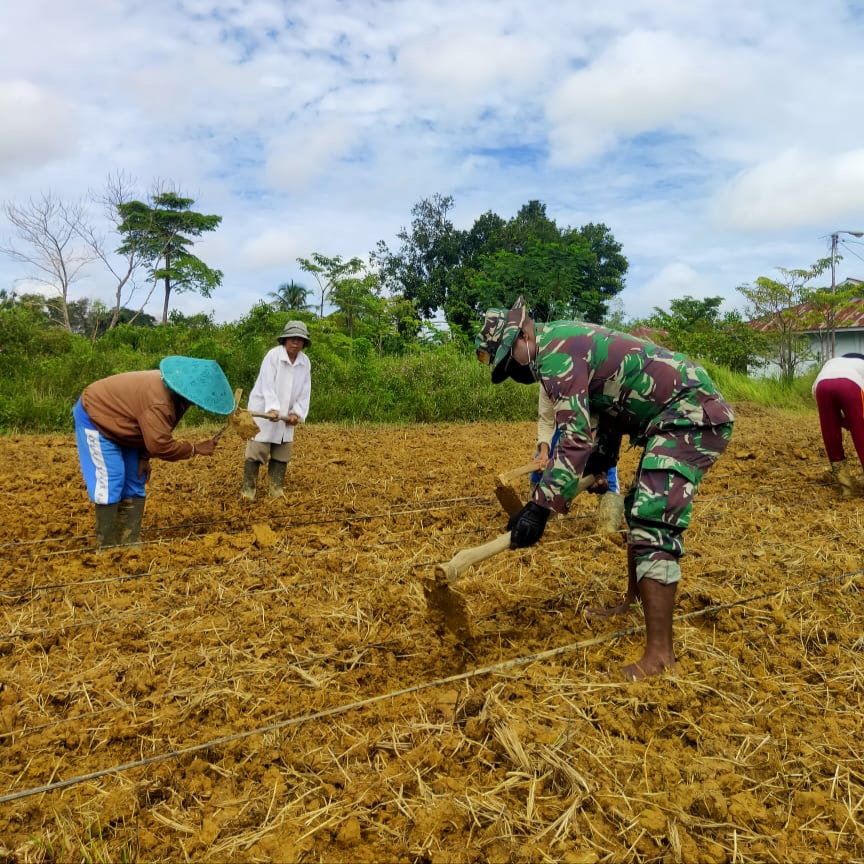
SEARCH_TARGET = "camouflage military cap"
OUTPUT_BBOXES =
[474,296,528,384]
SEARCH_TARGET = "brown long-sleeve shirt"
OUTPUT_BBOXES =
[80,370,195,461]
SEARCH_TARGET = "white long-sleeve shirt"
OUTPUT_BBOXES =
[247,346,311,443]
[537,388,556,450]
[537,387,599,451]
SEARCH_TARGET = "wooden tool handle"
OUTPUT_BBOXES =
[213,388,244,442]
[437,474,602,583]
[249,411,291,422]
[496,463,539,486]
[437,532,512,583]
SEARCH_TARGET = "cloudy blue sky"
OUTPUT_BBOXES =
[3,0,864,324]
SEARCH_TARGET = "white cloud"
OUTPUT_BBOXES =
[2,0,864,324]
[622,262,707,318]
[399,27,550,105]
[546,29,745,165]
[242,227,314,270]
[265,120,359,190]
[715,149,864,232]
[0,81,77,173]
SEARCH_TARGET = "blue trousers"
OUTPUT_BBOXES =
[73,399,146,504]
[531,427,619,492]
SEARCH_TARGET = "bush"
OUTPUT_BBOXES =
[0,311,820,433]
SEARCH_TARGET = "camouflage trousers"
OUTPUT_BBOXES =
[624,420,733,585]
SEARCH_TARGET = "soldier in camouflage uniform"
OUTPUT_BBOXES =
[475,297,734,680]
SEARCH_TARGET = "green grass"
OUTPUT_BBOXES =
[0,327,819,433]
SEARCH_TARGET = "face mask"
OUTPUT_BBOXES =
[506,338,540,384]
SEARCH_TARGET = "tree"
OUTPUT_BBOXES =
[798,258,853,362]
[645,295,768,373]
[116,190,222,325]
[297,253,365,318]
[371,193,464,318]
[737,264,827,382]
[0,192,95,332]
[465,238,594,322]
[330,272,379,339]
[269,280,309,312]
[572,222,629,323]
[73,172,151,330]
[373,195,628,336]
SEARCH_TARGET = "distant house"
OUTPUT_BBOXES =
[750,278,864,374]
[628,324,670,347]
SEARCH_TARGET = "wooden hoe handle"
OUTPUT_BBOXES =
[249,411,292,423]
[496,463,539,486]
[436,532,512,583]
[437,474,601,584]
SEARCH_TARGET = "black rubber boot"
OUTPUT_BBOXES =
[268,459,287,498]
[94,503,121,549]
[241,459,260,500]
[117,497,145,547]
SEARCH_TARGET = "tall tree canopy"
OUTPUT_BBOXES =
[116,191,222,324]
[372,196,628,337]
[371,193,463,321]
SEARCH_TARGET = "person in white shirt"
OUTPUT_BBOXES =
[812,352,864,498]
[241,321,312,499]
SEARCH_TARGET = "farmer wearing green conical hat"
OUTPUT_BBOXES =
[72,356,235,549]
[475,297,734,681]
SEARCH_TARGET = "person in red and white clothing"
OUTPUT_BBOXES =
[812,352,864,497]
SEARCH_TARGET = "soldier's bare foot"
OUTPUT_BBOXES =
[584,592,637,619]
[621,654,678,681]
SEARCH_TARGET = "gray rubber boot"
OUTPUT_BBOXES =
[241,459,260,500]
[117,497,145,547]
[268,459,287,498]
[94,503,121,549]
[831,460,855,498]
[597,491,625,536]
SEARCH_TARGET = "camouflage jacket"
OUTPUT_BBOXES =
[532,322,734,512]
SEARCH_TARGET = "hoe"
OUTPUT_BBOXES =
[425,471,599,640]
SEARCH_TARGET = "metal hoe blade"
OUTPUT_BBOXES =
[494,462,537,516]
[423,576,473,642]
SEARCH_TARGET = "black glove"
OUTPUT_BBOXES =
[584,449,615,478]
[584,419,623,477]
[507,501,551,549]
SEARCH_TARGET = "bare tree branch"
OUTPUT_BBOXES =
[81,171,146,329]
[0,192,95,332]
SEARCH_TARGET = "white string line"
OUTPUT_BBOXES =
[0,456,831,556]
[0,496,493,557]
[0,502,842,636]
[0,469,832,580]
[2,565,861,806]
[2,548,856,749]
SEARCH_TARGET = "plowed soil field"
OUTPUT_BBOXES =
[2,404,864,863]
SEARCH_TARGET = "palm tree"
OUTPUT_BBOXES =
[269,280,309,311]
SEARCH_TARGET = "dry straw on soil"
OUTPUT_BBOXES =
[1,405,864,863]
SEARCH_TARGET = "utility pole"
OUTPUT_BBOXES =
[829,230,864,358]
